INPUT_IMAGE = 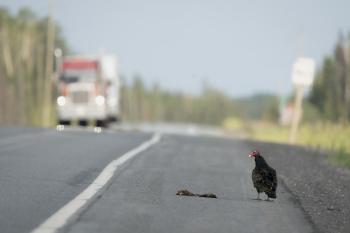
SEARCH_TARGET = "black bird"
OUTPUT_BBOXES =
[249,150,277,201]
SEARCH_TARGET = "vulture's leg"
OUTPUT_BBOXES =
[257,192,261,200]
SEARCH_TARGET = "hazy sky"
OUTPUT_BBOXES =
[2,0,350,97]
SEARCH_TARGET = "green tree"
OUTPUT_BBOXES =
[0,7,68,126]
[309,34,350,123]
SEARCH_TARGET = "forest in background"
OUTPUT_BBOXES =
[0,8,277,127]
[0,7,349,130]
[119,77,279,125]
[309,34,350,123]
[0,7,67,126]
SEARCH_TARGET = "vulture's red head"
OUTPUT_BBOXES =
[248,150,260,158]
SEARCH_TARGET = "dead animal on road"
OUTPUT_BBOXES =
[176,189,217,198]
[249,150,278,201]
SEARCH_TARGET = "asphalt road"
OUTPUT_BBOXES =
[0,127,315,233]
[66,134,314,233]
[0,127,150,233]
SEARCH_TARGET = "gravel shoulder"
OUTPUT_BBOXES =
[244,139,350,233]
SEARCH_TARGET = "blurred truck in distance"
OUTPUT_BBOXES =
[55,54,120,127]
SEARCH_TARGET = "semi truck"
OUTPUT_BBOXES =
[56,54,120,127]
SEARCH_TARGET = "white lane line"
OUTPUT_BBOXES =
[31,133,162,233]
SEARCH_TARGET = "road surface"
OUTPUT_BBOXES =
[0,127,314,233]
[0,127,150,233]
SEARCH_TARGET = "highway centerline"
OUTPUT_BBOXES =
[30,133,162,233]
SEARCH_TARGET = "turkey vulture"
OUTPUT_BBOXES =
[249,150,277,201]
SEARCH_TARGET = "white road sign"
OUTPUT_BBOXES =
[292,57,316,87]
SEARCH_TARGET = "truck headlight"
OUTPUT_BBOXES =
[57,96,66,106]
[95,95,105,106]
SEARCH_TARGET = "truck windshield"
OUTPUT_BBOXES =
[60,69,97,83]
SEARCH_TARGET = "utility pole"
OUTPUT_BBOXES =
[43,0,55,126]
[289,85,304,143]
[344,41,350,122]
[289,57,315,144]
[289,33,304,143]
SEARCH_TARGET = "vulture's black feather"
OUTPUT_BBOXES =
[250,150,277,200]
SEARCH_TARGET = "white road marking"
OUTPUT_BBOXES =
[31,133,162,233]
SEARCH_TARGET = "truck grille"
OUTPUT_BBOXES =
[71,91,89,104]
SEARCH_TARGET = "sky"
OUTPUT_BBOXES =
[2,0,350,97]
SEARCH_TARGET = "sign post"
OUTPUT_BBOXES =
[289,57,315,144]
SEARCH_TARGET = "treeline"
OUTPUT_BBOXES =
[0,7,242,127]
[0,7,67,126]
[3,7,349,127]
[309,34,350,123]
[120,77,238,125]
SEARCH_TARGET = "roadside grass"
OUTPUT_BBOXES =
[223,118,350,169]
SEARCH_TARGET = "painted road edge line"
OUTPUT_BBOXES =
[31,133,162,233]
